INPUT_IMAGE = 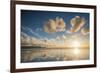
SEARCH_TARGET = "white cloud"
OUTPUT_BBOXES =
[22,26,41,38]
[69,16,86,33]
[62,35,66,39]
[44,17,66,33]
[21,32,43,46]
[21,32,31,46]
[81,27,89,35]
[36,28,42,31]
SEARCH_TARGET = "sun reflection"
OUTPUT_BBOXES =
[73,48,80,55]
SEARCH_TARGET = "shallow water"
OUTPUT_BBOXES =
[21,47,89,63]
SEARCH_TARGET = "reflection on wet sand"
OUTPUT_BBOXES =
[21,47,89,63]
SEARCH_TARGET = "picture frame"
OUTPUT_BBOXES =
[11,0,97,73]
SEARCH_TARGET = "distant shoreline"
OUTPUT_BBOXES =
[21,46,89,49]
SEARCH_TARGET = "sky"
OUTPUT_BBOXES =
[21,10,90,47]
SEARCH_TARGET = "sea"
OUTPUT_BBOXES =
[21,47,89,63]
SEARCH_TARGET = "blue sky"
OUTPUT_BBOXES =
[21,10,89,39]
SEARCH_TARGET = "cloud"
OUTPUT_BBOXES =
[21,32,57,47]
[43,17,66,33]
[56,35,66,40]
[36,28,42,31]
[21,32,31,45]
[21,27,69,47]
[68,16,86,33]
[21,27,62,46]
[21,27,42,45]
[22,26,41,38]
[81,28,89,35]
[62,35,67,39]
[21,32,43,46]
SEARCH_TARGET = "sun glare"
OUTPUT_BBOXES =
[73,48,80,55]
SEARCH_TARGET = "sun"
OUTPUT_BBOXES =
[72,41,81,57]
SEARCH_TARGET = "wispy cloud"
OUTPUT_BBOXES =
[22,26,41,38]
[36,28,42,31]
[21,32,31,45]
[21,32,44,46]
[21,26,44,46]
